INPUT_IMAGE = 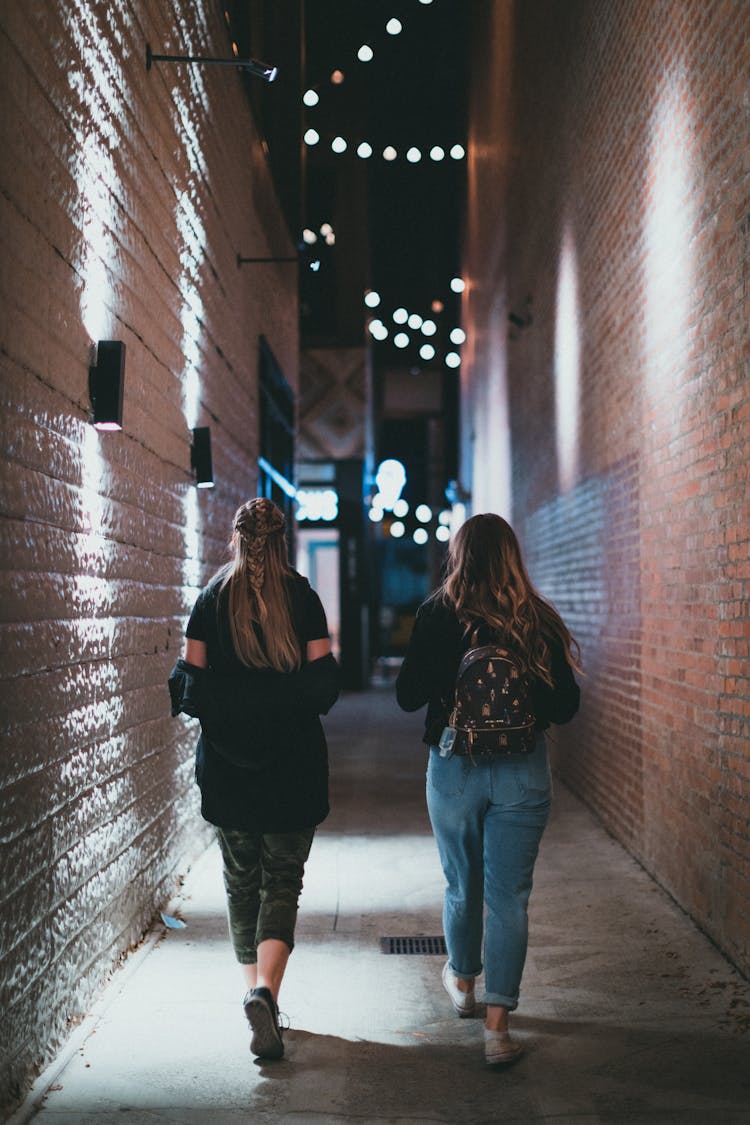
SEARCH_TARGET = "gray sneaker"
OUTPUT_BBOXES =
[243,987,284,1060]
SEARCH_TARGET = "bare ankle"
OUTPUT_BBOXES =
[485,1004,509,1033]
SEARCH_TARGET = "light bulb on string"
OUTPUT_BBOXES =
[357,45,374,62]
[302,229,317,244]
[303,89,319,107]
[416,504,432,523]
[304,129,319,146]
[408,313,423,329]
[386,18,402,35]
[393,499,409,518]
[450,327,466,344]
[450,144,465,159]
[383,146,397,161]
[331,69,345,84]
[364,290,381,308]
[394,332,409,349]
[393,308,408,324]
[390,521,405,539]
[430,146,445,161]
[357,141,373,159]
[450,277,465,293]
[421,319,437,336]
[406,147,422,163]
[331,136,347,154]
[445,352,461,368]
[413,528,429,545]
[419,343,435,361]
[436,525,451,542]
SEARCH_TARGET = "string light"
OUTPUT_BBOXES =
[450,327,466,344]
[386,18,403,35]
[450,277,465,293]
[331,69,344,84]
[331,136,347,154]
[393,307,408,324]
[364,290,381,307]
[302,228,317,244]
[436,524,451,542]
[450,144,465,159]
[303,89,319,107]
[303,132,465,163]
[419,343,435,360]
[358,45,374,62]
[393,499,409,517]
[416,504,432,522]
[445,352,461,368]
[390,521,406,538]
[421,319,437,336]
[394,332,409,348]
[413,528,428,545]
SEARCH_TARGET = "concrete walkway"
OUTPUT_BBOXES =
[11,690,750,1124]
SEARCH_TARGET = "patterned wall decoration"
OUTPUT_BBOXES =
[298,348,367,461]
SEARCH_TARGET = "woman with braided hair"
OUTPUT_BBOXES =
[169,497,340,1061]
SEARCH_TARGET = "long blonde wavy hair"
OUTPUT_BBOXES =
[440,513,580,686]
[216,498,301,672]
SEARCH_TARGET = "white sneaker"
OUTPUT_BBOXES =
[484,1029,524,1066]
[441,961,476,1017]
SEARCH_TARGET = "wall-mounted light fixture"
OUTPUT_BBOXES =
[236,254,299,267]
[508,296,533,330]
[191,426,214,488]
[89,341,125,431]
[146,44,278,82]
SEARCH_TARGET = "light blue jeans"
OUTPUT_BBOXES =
[426,733,551,1009]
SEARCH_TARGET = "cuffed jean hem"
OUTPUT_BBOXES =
[483,992,520,1010]
[449,962,482,980]
[234,930,296,964]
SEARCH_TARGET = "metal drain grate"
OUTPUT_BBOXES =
[380,935,448,955]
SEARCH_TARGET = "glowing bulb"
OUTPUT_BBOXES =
[430,146,445,161]
[393,307,408,324]
[368,506,384,522]
[421,319,437,336]
[331,136,347,154]
[383,146,397,161]
[364,290,381,308]
[393,499,409,517]
[304,128,320,145]
[406,147,422,163]
[368,318,385,336]
[394,332,409,348]
[419,343,435,360]
[320,222,333,237]
[436,525,451,542]
[431,299,444,313]
[438,509,452,525]
[413,528,428,545]
[302,228,317,244]
[416,504,432,522]
[303,89,319,107]
[357,141,373,159]
[386,18,402,34]
[407,313,423,329]
[331,70,344,84]
[450,327,466,344]
[325,232,335,245]
[390,520,406,538]
[450,144,465,160]
[450,277,465,293]
[358,44,374,62]
[445,352,461,368]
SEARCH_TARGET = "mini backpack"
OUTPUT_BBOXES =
[445,643,537,756]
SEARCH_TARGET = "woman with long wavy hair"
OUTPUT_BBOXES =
[170,498,339,1061]
[396,513,580,1066]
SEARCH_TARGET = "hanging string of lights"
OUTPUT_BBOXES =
[364,283,466,369]
[302,5,465,164]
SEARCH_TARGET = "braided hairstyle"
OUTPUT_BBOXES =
[218,498,301,671]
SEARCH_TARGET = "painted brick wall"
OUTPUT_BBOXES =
[464,0,749,973]
[0,0,298,1111]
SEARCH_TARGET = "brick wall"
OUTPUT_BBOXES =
[464,0,749,973]
[0,0,298,1110]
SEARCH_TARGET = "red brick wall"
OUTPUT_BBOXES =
[0,0,297,1110]
[464,0,749,973]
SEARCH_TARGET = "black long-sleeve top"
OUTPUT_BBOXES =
[396,594,580,747]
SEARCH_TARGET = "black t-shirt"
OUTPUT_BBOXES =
[185,572,332,832]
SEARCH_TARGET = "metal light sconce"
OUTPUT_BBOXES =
[89,341,125,431]
[191,426,214,488]
[146,44,278,82]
